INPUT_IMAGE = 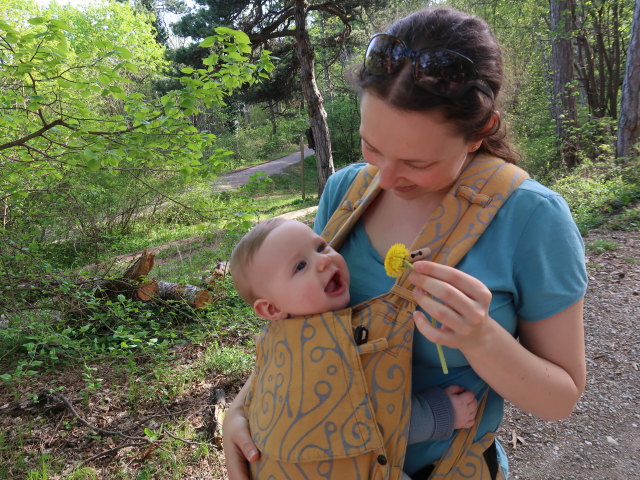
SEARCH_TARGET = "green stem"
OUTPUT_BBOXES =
[405,258,447,373]
[431,317,449,374]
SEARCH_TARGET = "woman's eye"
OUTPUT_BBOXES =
[295,261,307,272]
[407,162,430,170]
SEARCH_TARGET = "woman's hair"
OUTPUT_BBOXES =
[230,217,287,304]
[357,7,519,164]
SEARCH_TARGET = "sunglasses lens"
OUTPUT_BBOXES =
[365,34,406,75]
[363,34,494,100]
[415,50,477,96]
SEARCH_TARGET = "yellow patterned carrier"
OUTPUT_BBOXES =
[243,155,528,480]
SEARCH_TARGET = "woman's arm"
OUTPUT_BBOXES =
[223,374,259,480]
[410,261,586,421]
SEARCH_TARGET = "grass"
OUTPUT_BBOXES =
[586,239,619,254]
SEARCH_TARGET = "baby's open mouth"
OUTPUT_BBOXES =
[325,271,345,295]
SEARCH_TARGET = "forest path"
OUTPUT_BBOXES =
[212,146,315,191]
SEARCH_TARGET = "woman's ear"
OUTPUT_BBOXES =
[253,298,287,321]
[469,111,500,152]
[477,111,500,137]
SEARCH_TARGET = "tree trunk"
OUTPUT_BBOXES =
[94,278,158,302]
[267,99,277,137]
[123,249,155,282]
[550,0,579,168]
[617,0,640,159]
[293,0,335,195]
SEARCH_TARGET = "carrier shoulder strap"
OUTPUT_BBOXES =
[320,155,529,286]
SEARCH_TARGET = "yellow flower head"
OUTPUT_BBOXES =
[384,243,411,278]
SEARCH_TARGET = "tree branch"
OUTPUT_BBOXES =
[0,119,67,151]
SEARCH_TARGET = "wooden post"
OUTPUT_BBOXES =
[300,135,306,200]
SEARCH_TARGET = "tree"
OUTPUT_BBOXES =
[574,0,633,119]
[549,0,579,168]
[0,3,272,272]
[617,0,640,158]
[172,0,385,194]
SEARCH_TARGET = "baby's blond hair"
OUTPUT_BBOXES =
[229,217,288,305]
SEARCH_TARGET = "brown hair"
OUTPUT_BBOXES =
[358,7,519,164]
[229,217,287,305]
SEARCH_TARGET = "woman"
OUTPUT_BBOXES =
[223,6,587,479]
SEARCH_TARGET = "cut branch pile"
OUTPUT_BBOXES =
[96,250,212,309]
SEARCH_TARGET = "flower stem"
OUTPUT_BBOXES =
[431,317,449,374]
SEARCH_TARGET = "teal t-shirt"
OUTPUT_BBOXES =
[313,163,588,476]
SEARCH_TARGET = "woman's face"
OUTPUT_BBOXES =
[359,92,479,200]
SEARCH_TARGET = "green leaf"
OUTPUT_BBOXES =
[121,61,139,74]
[0,374,12,382]
[199,36,216,48]
[56,77,74,88]
[180,67,194,74]
[28,17,46,25]
[97,73,111,85]
[50,19,70,30]
[114,47,133,59]
[202,56,216,66]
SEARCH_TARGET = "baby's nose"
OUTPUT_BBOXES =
[316,254,331,271]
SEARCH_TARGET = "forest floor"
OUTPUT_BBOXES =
[1,227,636,480]
[498,228,639,480]
[1,153,638,479]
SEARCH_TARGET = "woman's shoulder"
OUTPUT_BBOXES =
[325,162,368,192]
[314,163,368,234]
[506,178,573,218]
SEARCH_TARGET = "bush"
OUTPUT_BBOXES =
[552,157,640,234]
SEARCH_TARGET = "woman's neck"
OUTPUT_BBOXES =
[363,190,446,258]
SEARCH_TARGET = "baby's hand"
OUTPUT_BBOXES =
[444,385,478,430]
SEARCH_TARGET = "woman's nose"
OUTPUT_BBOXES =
[377,161,398,189]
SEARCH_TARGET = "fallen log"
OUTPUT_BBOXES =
[157,281,212,309]
[93,278,158,302]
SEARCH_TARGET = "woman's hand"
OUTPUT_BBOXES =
[223,376,259,480]
[409,260,586,421]
[408,260,493,354]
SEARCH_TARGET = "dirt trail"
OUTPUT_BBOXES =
[212,147,314,191]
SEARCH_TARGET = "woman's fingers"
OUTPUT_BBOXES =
[411,260,492,306]
[410,261,494,350]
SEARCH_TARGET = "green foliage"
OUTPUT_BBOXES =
[0,2,273,280]
[326,95,362,167]
[215,113,306,171]
[552,158,640,234]
[0,272,260,385]
[586,238,619,254]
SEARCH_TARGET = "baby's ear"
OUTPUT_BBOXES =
[253,299,287,321]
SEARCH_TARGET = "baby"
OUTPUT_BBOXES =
[230,218,478,472]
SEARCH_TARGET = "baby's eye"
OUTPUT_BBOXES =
[317,242,328,253]
[295,261,307,272]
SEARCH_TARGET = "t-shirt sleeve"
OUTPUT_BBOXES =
[513,193,588,322]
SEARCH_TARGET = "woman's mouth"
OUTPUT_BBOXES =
[394,185,416,193]
[325,271,346,296]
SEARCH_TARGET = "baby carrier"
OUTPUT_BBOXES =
[243,155,529,480]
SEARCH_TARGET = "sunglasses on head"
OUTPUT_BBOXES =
[364,33,494,100]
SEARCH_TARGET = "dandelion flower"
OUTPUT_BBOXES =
[384,243,412,278]
[384,244,449,374]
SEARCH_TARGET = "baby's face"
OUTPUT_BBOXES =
[251,220,350,318]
